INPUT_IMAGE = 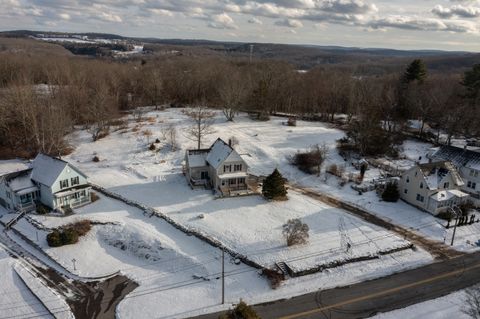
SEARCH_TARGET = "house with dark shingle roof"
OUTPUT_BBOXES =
[399,161,470,215]
[428,146,480,203]
[184,138,249,196]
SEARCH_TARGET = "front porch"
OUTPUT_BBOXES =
[218,173,259,197]
[14,187,40,213]
[54,185,92,212]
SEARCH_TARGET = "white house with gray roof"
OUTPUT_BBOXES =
[399,161,469,215]
[428,146,480,204]
[0,154,91,213]
[184,138,249,195]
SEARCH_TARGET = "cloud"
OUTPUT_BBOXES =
[369,15,478,33]
[274,18,303,27]
[248,16,263,24]
[208,12,238,29]
[432,4,480,18]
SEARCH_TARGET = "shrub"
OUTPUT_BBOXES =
[262,268,285,289]
[382,182,400,202]
[149,143,156,151]
[262,169,287,200]
[60,228,79,245]
[90,192,99,202]
[46,230,62,247]
[283,219,309,246]
[288,144,327,175]
[92,155,100,162]
[155,138,160,144]
[36,203,50,215]
[219,300,260,319]
[287,117,297,126]
[68,220,91,237]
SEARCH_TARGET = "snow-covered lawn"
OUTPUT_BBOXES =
[371,289,468,319]
[1,108,448,318]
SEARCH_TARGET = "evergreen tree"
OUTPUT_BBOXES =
[462,64,480,100]
[262,168,287,200]
[403,59,427,84]
[382,181,400,202]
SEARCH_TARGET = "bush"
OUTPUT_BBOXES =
[263,268,285,289]
[68,220,91,237]
[262,169,287,200]
[283,219,309,246]
[219,300,260,319]
[36,203,50,215]
[155,138,160,144]
[46,220,91,247]
[60,228,79,245]
[92,155,100,162]
[90,192,99,202]
[288,144,327,175]
[287,117,297,126]
[382,182,400,202]
[46,230,63,247]
[149,143,156,151]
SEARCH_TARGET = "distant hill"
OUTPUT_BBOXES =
[1,29,479,73]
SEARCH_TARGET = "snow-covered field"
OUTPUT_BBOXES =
[3,108,470,318]
[371,289,468,319]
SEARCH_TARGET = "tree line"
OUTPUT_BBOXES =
[0,50,479,159]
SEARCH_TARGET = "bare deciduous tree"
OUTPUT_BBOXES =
[184,106,215,149]
[218,69,249,121]
[282,219,309,246]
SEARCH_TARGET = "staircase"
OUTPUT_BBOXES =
[275,261,290,277]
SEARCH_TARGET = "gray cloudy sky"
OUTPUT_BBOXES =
[1,0,480,51]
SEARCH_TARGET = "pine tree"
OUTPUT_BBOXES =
[262,168,287,200]
[382,181,400,202]
[403,59,427,84]
[462,64,480,99]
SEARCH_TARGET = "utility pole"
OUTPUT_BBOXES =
[450,207,460,246]
[72,258,77,271]
[221,249,225,305]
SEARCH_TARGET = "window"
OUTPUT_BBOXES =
[420,182,423,189]
[406,177,410,183]
[59,179,69,189]
[443,182,449,189]
[475,171,479,177]
[470,170,475,177]
[416,194,424,202]
[415,172,418,177]
[224,165,232,173]
[229,179,236,185]
[6,192,11,199]
[221,180,225,186]
[404,189,408,194]
[468,181,477,190]
[238,177,246,184]
[71,176,79,186]
[234,164,242,172]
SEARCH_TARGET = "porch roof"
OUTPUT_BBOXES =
[16,186,39,196]
[218,172,248,179]
[430,189,470,202]
[54,184,91,198]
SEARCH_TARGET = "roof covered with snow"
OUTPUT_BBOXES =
[8,171,36,193]
[30,153,86,187]
[206,139,235,169]
[186,150,208,168]
[430,146,480,171]
[0,160,30,177]
[430,189,469,202]
[418,161,464,190]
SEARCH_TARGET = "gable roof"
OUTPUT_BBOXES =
[206,138,243,169]
[430,146,480,170]
[417,161,464,190]
[30,154,86,187]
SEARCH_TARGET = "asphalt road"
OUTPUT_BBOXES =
[193,251,480,319]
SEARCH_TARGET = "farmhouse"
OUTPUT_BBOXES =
[428,146,480,205]
[399,161,470,215]
[184,138,249,195]
[0,154,91,213]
